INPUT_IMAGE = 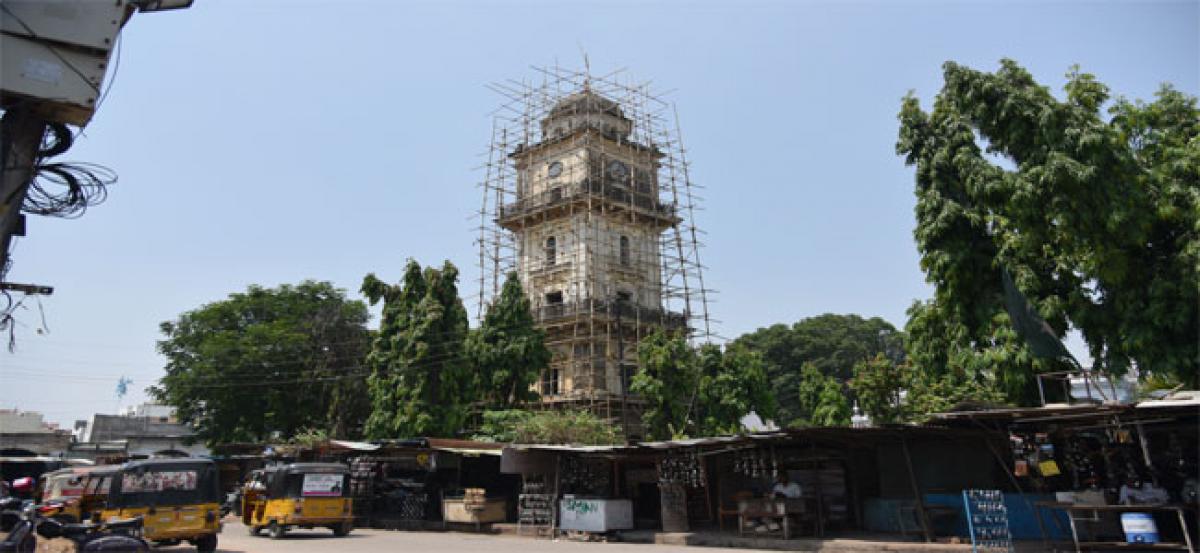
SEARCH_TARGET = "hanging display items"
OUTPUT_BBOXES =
[559,455,610,495]
[657,449,704,488]
[731,448,777,479]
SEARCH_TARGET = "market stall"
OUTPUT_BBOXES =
[501,444,637,535]
[935,392,1199,551]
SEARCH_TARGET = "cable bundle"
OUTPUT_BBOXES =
[23,161,116,218]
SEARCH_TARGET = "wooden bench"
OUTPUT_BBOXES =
[737,498,813,540]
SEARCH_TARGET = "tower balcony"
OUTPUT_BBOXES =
[534,298,689,330]
[498,179,680,229]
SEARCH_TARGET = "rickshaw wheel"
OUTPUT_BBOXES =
[195,533,218,552]
[268,521,285,539]
[247,524,261,536]
[333,522,352,537]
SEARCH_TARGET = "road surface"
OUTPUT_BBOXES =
[157,520,778,553]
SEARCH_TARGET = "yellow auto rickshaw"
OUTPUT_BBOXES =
[241,463,352,538]
[37,465,115,522]
[95,458,221,552]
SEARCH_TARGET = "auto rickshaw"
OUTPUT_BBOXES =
[241,463,352,538]
[37,466,116,522]
[93,458,221,552]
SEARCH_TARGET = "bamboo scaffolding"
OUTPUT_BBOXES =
[474,66,713,439]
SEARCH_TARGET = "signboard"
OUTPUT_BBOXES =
[121,471,197,493]
[301,473,343,497]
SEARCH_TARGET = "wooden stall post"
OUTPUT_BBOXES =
[900,434,933,543]
[660,482,689,533]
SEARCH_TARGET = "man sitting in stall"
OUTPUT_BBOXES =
[753,472,803,533]
[772,473,802,500]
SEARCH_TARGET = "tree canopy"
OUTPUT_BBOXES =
[731,314,904,424]
[630,331,698,440]
[897,60,1199,391]
[796,363,851,427]
[695,343,778,436]
[632,331,776,440]
[150,281,371,445]
[362,260,472,439]
[466,272,551,410]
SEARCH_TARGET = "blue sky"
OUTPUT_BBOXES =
[3,0,1197,427]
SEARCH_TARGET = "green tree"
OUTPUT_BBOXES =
[631,331,699,440]
[731,314,904,424]
[849,354,912,425]
[795,363,824,427]
[795,363,850,427]
[362,260,471,439]
[150,281,371,445]
[632,334,777,439]
[811,378,852,427]
[466,273,551,409]
[905,298,1042,405]
[905,373,1007,421]
[850,351,1006,424]
[897,60,1200,392]
[471,409,620,445]
[694,344,777,436]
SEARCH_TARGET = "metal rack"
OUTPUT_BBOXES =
[517,478,554,537]
[964,489,1014,553]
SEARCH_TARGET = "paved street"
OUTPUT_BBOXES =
[165,520,779,553]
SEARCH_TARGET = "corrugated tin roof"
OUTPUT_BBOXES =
[501,425,988,456]
[1136,398,1200,408]
[433,447,503,457]
[328,440,380,451]
[506,444,628,453]
[931,396,1200,421]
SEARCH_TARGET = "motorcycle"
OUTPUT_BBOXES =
[220,489,240,518]
[0,504,149,552]
[0,498,27,533]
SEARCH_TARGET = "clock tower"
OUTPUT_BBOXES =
[480,69,710,438]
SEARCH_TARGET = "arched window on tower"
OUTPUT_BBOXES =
[619,235,630,266]
[545,236,557,267]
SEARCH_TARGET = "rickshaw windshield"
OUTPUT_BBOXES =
[45,473,86,500]
[111,465,219,508]
[280,472,349,499]
[84,473,113,495]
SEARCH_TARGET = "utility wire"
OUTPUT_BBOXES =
[6,345,479,387]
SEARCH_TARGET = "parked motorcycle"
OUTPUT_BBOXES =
[0,498,27,533]
[0,504,149,552]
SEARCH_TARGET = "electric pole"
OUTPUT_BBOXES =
[0,107,46,280]
[0,0,192,299]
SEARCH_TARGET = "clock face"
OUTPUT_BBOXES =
[608,160,629,180]
[547,161,563,178]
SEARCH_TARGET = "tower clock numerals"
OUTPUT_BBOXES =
[607,160,629,180]
[547,161,564,178]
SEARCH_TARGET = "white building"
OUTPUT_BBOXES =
[0,409,71,456]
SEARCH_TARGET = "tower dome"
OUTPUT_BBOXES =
[540,87,633,140]
[548,89,624,118]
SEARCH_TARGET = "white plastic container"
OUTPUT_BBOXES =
[1121,512,1159,544]
[558,498,633,532]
